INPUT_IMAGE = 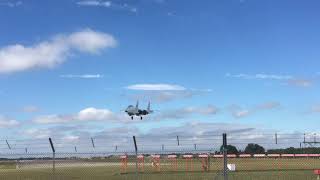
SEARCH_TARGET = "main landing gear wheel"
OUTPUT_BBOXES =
[140,116,143,120]
[131,116,133,120]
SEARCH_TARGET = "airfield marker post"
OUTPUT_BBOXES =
[183,155,194,172]
[199,154,209,172]
[314,170,320,180]
[223,133,228,180]
[151,155,161,172]
[137,155,145,172]
[49,138,56,179]
[168,155,177,171]
[120,155,128,173]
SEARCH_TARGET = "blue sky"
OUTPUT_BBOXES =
[1,0,320,142]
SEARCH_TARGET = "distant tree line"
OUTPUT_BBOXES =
[220,144,320,154]
[267,147,320,154]
[220,143,265,154]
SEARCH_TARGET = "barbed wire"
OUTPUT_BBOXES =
[0,133,319,155]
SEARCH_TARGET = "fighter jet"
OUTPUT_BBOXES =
[125,101,153,120]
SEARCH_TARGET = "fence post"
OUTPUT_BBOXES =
[177,136,180,146]
[6,140,11,150]
[223,133,228,180]
[49,138,56,179]
[91,138,95,149]
[133,136,139,179]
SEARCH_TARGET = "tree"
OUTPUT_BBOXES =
[244,143,265,154]
[220,145,239,154]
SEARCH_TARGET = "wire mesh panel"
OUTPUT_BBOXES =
[0,133,319,179]
[225,132,320,180]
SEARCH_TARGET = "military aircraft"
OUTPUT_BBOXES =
[125,101,153,120]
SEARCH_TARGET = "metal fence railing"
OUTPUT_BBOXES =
[0,133,320,179]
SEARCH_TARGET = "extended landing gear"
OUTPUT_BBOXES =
[130,116,143,120]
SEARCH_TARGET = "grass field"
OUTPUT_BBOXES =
[0,158,319,179]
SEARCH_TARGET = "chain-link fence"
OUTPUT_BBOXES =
[0,133,320,180]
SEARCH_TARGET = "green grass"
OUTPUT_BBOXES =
[0,162,16,170]
[0,158,319,179]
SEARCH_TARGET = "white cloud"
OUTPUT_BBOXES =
[63,135,80,142]
[153,105,219,120]
[229,102,281,119]
[130,7,137,13]
[153,0,166,3]
[60,74,104,79]
[128,89,212,103]
[22,105,40,113]
[0,29,117,73]
[33,114,73,124]
[256,102,281,110]
[232,110,250,118]
[77,108,114,121]
[77,0,137,13]
[226,73,293,80]
[0,1,22,7]
[226,73,314,88]
[0,116,19,128]
[67,29,115,53]
[310,105,320,113]
[77,0,111,7]
[23,125,93,141]
[33,107,121,124]
[127,84,186,91]
[180,106,219,115]
[24,128,52,139]
[32,104,219,125]
[15,122,306,153]
[288,79,313,88]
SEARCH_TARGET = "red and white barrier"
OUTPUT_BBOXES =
[281,154,295,158]
[227,154,237,158]
[253,154,266,158]
[308,154,320,157]
[213,155,224,158]
[239,154,251,158]
[267,154,280,158]
[295,154,308,158]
